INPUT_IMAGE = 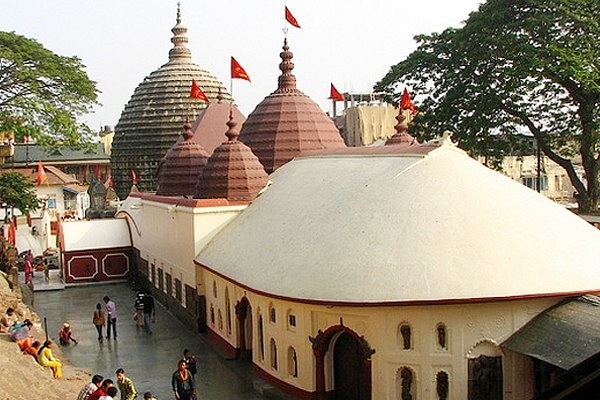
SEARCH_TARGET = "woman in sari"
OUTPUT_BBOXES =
[37,339,62,378]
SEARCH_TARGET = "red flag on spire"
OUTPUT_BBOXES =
[400,88,417,116]
[329,83,344,101]
[190,79,209,102]
[36,160,47,186]
[285,6,301,29]
[231,57,251,82]
[131,170,138,185]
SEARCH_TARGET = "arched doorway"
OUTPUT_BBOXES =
[467,340,503,400]
[310,323,375,400]
[235,297,253,360]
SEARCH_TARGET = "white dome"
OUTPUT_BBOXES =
[196,144,600,303]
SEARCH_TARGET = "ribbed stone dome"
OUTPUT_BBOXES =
[195,115,268,202]
[238,38,345,174]
[156,121,210,197]
[111,4,231,199]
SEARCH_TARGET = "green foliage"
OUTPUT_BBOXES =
[0,31,99,147]
[375,0,600,212]
[0,171,41,214]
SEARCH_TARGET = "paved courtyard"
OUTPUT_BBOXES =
[32,281,280,399]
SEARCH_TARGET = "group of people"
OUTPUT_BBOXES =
[4,290,202,397]
[91,292,155,342]
[91,295,118,342]
[1,307,63,379]
[76,368,141,400]
[75,349,198,400]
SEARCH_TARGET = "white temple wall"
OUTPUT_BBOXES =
[202,269,563,399]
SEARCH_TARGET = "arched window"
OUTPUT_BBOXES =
[210,304,215,325]
[396,366,414,400]
[399,323,412,350]
[270,338,278,370]
[287,346,298,377]
[436,371,449,400]
[217,309,223,331]
[258,314,265,361]
[225,288,232,335]
[286,309,296,330]
[212,280,217,298]
[269,303,276,323]
[436,323,448,350]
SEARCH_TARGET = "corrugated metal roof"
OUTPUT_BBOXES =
[502,295,600,370]
[9,143,109,164]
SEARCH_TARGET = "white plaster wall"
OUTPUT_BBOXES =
[120,197,244,302]
[204,269,563,400]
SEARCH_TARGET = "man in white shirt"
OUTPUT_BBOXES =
[103,296,118,339]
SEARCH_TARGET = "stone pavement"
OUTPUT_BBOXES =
[32,282,294,400]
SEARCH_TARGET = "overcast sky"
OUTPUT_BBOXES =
[2,0,482,132]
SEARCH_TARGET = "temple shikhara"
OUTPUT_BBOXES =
[10,4,600,400]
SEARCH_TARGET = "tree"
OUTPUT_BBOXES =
[374,0,600,213]
[0,31,99,146]
[0,171,41,215]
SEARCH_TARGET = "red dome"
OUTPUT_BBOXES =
[239,39,345,174]
[156,122,210,196]
[196,116,268,202]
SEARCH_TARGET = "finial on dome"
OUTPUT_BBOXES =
[217,87,224,104]
[169,3,191,60]
[276,38,297,93]
[182,117,194,140]
[394,110,409,136]
[225,113,240,142]
[440,131,456,147]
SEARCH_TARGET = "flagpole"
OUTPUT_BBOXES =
[230,76,234,105]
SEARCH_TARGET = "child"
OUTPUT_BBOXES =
[58,322,78,345]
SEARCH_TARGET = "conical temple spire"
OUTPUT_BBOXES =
[169,2,192,60]
[275,38,298,94]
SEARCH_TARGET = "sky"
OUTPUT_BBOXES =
[2,0,483,133]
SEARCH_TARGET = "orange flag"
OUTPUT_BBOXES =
[131,170,138,184]
[329,83,344,101]
[231,57,251,82]
[36,160,47,186]
[190,79,209,102]
[285,6,301,28]
[400,88,417,116]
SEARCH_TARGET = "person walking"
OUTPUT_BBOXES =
[77,374,104,400]
[182,349,197,377]
[143,292,155,334]
[116,368,137,400]
[171,359,195,400]
[134,291,145,328]
[93,303,106,342]
[103,295,117,340]
[24,256,33,285]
